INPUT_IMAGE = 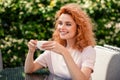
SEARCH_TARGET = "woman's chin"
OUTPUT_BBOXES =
[60,36,67,39]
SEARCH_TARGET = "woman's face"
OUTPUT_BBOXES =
[57,13,77,40]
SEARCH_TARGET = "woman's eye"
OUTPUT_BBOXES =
[58,22,62,25]
[66,23,71,26]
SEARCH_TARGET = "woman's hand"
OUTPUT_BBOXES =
[28,40,37,53]
[41,41,67,55]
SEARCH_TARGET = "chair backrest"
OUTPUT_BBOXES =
[0,50,3,70]
[104,44,120,52]
[91,46,120,80]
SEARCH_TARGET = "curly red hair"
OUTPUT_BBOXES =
[52,3,96,51]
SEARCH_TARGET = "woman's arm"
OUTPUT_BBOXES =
[62,50,92,80]
[24,40,43,73]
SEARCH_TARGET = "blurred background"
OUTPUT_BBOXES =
[0,0,120,68]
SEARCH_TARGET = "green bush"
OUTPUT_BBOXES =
[0,0,120,68]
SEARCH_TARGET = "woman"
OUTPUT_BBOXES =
[24,3,96,80]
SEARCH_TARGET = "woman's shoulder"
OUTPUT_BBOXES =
[82,46,96,54]
[84,45,95,51]
[40,50,51,56]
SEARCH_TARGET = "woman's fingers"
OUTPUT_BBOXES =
[27,40,38,53]
[41,41,56,50]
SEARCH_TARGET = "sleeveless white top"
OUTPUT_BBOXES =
[35,46,96,79]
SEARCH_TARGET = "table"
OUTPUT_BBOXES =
[0,67,49,80]
[0,67,71,80]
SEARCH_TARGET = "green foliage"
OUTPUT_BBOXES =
[0,0,56,68]
[85,0,120,46]
[0,0,120,68]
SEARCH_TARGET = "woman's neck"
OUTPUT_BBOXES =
[66,39,75,49]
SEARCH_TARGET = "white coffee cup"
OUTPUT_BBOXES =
[36,41,48,50]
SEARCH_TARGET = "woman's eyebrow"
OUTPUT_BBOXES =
[58,19,72,23]
[66,21,71,23]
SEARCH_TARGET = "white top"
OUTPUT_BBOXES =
[35,46,96,79]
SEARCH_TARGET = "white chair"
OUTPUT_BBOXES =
[104,44,120,52]
[91,45,120,80]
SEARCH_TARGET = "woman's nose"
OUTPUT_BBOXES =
[60,24,66,29]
